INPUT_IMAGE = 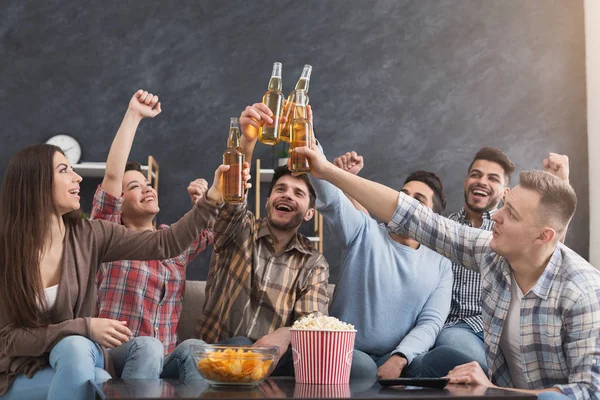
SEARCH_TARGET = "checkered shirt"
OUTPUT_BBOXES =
[388,192,600,399]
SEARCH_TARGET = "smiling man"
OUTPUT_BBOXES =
[294,144,596,399]
[194,103,329,377]
[412,148,516,375]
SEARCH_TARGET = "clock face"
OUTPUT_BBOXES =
[46,134,81,165]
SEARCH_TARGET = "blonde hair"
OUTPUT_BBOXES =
[518,171,577,232]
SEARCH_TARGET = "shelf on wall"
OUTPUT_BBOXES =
[74,162,156,179]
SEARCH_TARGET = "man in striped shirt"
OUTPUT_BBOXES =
[413,148,515,374]
[296,145,595,399]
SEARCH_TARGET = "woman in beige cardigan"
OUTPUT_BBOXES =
[0,144,244,399]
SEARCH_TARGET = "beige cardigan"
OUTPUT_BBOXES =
[0,197,219,395]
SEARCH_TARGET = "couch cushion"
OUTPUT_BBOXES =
[177,281,336,343]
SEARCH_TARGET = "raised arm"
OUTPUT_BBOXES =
[295,145,490,270]
[101,90,162,197]
[543,153,570,243]
[332,151,370,216]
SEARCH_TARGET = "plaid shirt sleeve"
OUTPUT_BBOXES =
[555,289,600,399]
[90,185,123,224]
[293,254,330,320]
[387,191,492,272]
[212,200,253,252]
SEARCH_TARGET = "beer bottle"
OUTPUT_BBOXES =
[290,89,313,173]
[280,64,312,143]
[223,117,246,203]
[258,62,284,145]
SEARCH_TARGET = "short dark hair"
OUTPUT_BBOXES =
[267,166,316,208]
[468,147,515,185]
[125,161,143,174]
[403,170,447,214]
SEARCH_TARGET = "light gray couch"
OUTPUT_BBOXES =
[177,281,335,343]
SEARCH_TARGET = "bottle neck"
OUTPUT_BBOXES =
[268,76,282,91]
[228,128,241,148]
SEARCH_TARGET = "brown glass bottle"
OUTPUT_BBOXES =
[280,64,312,143]
[258,62,284,145]
[290,89,313,173]
[223,117,246,203]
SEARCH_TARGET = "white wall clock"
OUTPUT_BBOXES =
[46,134,82,165]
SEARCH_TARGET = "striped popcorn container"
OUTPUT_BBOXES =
[294,383,351,398]
[290,329,356,384]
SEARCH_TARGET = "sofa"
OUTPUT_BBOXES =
[177,281,335,342]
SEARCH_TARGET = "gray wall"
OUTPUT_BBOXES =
[0,1,587,282]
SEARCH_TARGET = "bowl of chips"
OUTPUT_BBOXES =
[193,345,278,386]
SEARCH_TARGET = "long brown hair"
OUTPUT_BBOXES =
[0,144,80,327]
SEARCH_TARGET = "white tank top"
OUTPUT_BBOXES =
[44,284,59,310]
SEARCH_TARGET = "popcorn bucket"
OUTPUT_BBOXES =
[290,329,356,384]
[293,383,351,398]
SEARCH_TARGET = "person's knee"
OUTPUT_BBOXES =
[129,336,164,363]
[50,336,97,364]
[350,350,378,382]
[172,338,205,358]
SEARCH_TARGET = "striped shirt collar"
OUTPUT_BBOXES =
[456,207,497,223]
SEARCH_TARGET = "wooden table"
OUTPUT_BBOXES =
[94,377,537,400]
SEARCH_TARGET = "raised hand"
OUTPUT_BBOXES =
[128,89,162,120]
[90,318,132,349]
[542,153,569,183]
[333,151,364,175]
[240,103,274,142]
[187,178,209,205]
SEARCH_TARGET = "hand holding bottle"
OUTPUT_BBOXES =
[207,162,252,205]
[240,103,275,142]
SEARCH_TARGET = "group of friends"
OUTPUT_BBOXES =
[0,89,597,400]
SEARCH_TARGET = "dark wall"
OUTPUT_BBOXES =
[0,1,587,282]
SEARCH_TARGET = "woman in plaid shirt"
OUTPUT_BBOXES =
[296,145,598,400]
[91,90,214,381]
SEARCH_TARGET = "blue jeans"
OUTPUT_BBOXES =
[418,322,487,377]
[537,392,570,400]
[161,339,206,381]
[109,336,164,379]
[1,335,111,400]
[350,350,420,381]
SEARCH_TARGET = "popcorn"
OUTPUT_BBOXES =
[292,313,355,331]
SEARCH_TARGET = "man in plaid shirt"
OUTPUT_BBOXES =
[92,90,214,381]
[296,145,599,399]
[194,103,330,376]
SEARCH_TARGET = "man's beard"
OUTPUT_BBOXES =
[463,190,501,213]
[266,203,305,231]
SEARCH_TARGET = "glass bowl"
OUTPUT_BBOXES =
[192,344,278,386]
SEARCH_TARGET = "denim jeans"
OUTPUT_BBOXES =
[537,392,570,400]
[1,335,111,400]
[417,321,487,377]
[161,339,206,381]
[109,336,164,379]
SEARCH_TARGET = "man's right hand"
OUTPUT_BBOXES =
[127,89,162,120]
[333,151,364,175]
[206,162,252,205]
[90,318,132,349]
[240,103,274,142]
